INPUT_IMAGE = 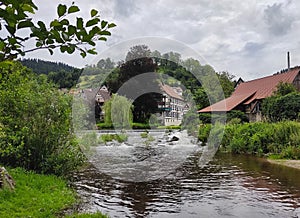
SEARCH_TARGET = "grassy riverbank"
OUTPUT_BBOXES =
[0,167,108,218]
[198,121,300,159]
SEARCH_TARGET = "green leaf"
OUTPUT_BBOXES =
[22,4,35,13]
[100,30,111,36]
[57,4,67,17]
[60,19,69,26]
[68,5,80,14]
[5,25,16,35]
[98,37,107,41]
[0,41,5,51]
[36,41,43,47]
[86,18,100,27]
[67,45,75,54]
[50,19,61,27]
[68,25,76,35]
[101,21,108,29]
[87,48,97,55]
[88,41,96,46]
[89,26,101,36]
[37,21,46,31]
[80,52,87,58]
[90,9,98,17]
[108,23,117,28]
[17,20,34,29]
[76,17,83,29]
[48,49,54,55]
[60,45,68,53]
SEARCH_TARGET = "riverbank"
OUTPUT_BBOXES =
[0,167,108,218]
[267,159,300,170]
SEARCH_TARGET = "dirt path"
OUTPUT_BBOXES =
[267,159,300,170]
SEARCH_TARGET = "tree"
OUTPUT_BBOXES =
[0,0,116,61]
[103,94,133,129]
[0,61,85,175]
[262,82,300,122]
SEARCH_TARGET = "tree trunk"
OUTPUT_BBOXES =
[0,167,15,190]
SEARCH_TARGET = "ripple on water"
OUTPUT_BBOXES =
[71,132,300,217]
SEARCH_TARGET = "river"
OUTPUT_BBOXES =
[71,130,300,218]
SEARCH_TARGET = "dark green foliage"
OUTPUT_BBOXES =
[227,110,249,123]
[20,58,82,88]
[0,1,115,60]
[132,123,152,129]
[20,58,75,74]
[0,61,85,175]
[198,124,212,143]
[262,92,300,122]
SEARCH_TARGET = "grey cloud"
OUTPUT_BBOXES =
[243,42,265,55]
[264,3,294,36]
[113,0,137,17]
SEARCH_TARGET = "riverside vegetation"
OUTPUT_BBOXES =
[198,121,300,159]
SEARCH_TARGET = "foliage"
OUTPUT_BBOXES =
[274,82,297,96]
[262,92,300,122]
[103,94,133,129]
[0,61,85,175]
[215,121,300,159]
[0,167,76,217]
[227,110,249,123]
[0,1,116,60]
[100,133,128,143]
[132,123,151,129]
[21,58,82,88]
[181,109,199,135]
[198,124,212,144]
[140,131,149,138]
[96,122,114,130]
[80,132,98,147]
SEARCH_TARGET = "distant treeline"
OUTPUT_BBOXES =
[20,58,82,89]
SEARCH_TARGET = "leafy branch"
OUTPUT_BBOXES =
[0,0,116,61]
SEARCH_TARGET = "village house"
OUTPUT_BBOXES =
[158,84,188,126]
[199,66,300,122]
[80,86,111,121]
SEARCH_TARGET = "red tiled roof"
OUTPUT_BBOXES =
[161,84,183,100]
[199,67,300,112]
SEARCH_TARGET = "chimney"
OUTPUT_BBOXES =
[287,51,290,71]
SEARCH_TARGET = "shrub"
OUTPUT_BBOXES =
[198,124,212,143]
[0,61,84,176]
[100,134,128,143]
[219,121,300,159]
[140,132,148,138]
[96,122,114,129]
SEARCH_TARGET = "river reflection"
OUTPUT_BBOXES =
[71,151,300,218]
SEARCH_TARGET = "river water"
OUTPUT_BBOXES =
[71,131,300,218]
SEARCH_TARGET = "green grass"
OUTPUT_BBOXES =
[0,167,75,217]
[0,168,108,218]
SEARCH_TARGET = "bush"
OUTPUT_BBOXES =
[96,122,114,129]
[219,121,300,159]
[100,134,128,143]
[140,132,148,138]
[132,123,151,129]
[0,61,84,176]
[198,124,212,143]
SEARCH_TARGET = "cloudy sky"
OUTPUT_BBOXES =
[26,0,300,80]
